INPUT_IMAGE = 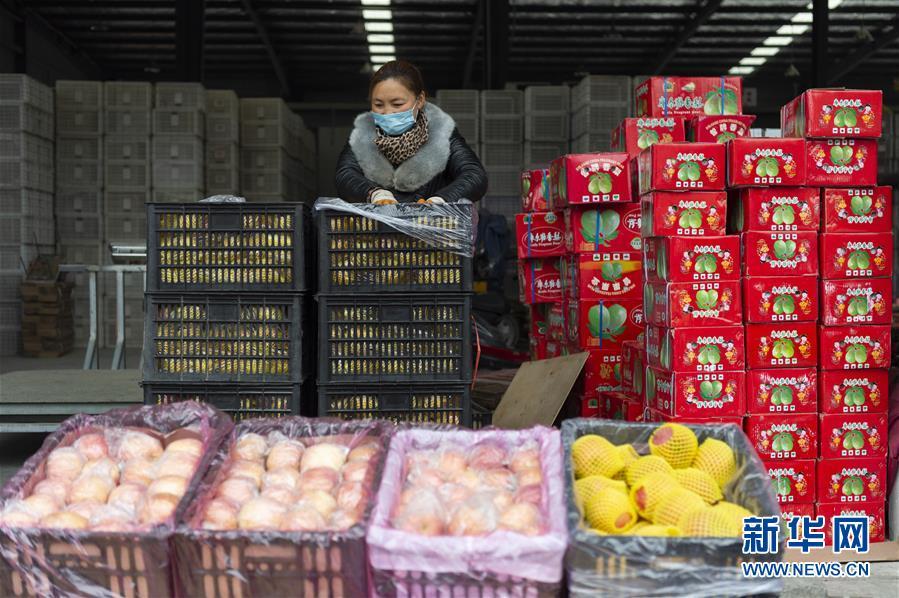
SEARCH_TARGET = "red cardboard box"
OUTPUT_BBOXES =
[746,368,818,414]
[583,349,622,395]
[643,235,741,283]
[764,460,816,505]
[819,232,893,280]
[730,188,820,233]
[638,142,726,193]
[549,153,633,206]
[726,137,807,188]
[567,299,643,351]
[545,339,563,359]
[806,139,878,187]
[645,279,742,328]
[780,504,816,538]
[820,278,892,326]
[819,412,888,459]
[612,117,687,157]
[598,391,644,421]
[646,366,745,419]
[645,324,744,373]
[581,396,601,417]
[529,304,548,339]
[743,276,819,323]
[646,409,744,427]
[546,302,566,342]
[564,253,642,301]
[819,369,889,414]
[565,204,642,254]
[688,115,756,143]
[781,89,884,138]
[518,258,563,304]
[743,231,818,277]
[635,76,743,118]
[746,322,818,370]
[817,501,886,545]
[819,325,891,371]
[515,211,565,259]
[521,169,550,212]
[822,187,892,233]
[621,339,645,396]
[816,457,887,504]
[640,191,727,237]
[744,413,818,461]
[529,336,548,361]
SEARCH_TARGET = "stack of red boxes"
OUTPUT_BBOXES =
[781,88,891,545]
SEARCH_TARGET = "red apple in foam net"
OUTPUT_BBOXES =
[498,502,542,535]
[481,467,516,491]
[0,503,39,527]
[517,467,543,488]
[32,478,70,507]
[510,447,541,474]
[234,433,267,462]
[165,438,203,458]
[341,460,369,484]
[438,450,468,476]
[121,458,155,486]
[238,497,287,530]
[74,433,109,461]
[228,459,265,489]
[155,452,199,480]
[260,484,297,506]
[148,475,188,499]
[336,481,367,513]
[202,498,238,530]
[89,506,134,531]
[46,447,84,481]
[299,489,338,519]
[514,484,543,506]
[301,443,348,473]
[217,477,258,507]
[68,475,115,504]
[280,507,326,532]
[409,467,443,489]
[491,490,514,511]
[41,511,88,530]
[467,443,507,470]
[329,509,359,531]
[266,441,304,471]
[139,493,179,525]
[437,482,473,506]
[22,494,59,519]
[66,501,104,521]
[300,467,339,493]
[395,511,445,536]
[453,469,482,490]
[447,498,497,536]
[107,483,147,515]
[82,457,121,484]
[347,442,379,463]
[263,467,302,492]
[116,431,163,462]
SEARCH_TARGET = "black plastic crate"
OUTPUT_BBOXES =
[471,402,494,429]
[143,382,305,421]
[147,202,310,292]
[318,383,471,426]
[317,205,472,293]
[142,293,305,383]
[318,294,472,383]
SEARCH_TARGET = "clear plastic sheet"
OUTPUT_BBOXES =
[561,419,783,598]
[367,426,568,595]
[0,401,233,598]
[314,197,477,257]
[199,194,246,203]
[172,417,391,598]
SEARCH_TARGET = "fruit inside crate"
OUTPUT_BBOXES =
[318,383,472,426]
[144,382,304,420]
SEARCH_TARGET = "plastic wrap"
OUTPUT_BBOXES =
[172,417,390,598]
[0,402,233,598]
[561,419,782,598]
[199,194,246,203]
[314,197,477,257]
[367,426,568,596]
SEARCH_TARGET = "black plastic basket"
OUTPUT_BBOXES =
[317,206,472,293]
[141,293,305,383]
[471,401,494,429]
[142,382,305,421]
[317,383,472,426]
[318,294,472,383]
[146,202,310,292]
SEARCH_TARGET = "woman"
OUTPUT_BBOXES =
[335,60,487,204]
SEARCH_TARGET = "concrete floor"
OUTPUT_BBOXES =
[782,561,899,597]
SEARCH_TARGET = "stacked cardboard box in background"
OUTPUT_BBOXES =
[20,258,74,357]
[205,89,241,196]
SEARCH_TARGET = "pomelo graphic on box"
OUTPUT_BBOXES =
[644,280,741,328]
[726,137,806,187]
[567,300,644,351]
[550,153,633,206]
[806,139,877,186]
[819,413,887,459]
[822,186,892,233]
[729,187,819,233]
[641,191,726,237]
[688,115,756,143]
[564,253,642,301]
[763,460,815,505]
[645,324,744,373]
[643,235,740,283]
[817,502,886,545]
[781,89,883,138]
[743,276,818,323]
[638,142,725,193]
[565,204,642,254]
[819,325,891,370]
[612,117,686,157]
[746,368,818,414]
[819,369,888,414]
[743,231,818,277]
[746,322,817,369]
[820,232,893,279]
[645,366,745,418]
[745,413,818,461]
[635,77,743,118]
[820,278,891,326]
[816,457,886,503]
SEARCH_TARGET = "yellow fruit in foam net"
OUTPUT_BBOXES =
[616,444,639,468]
[572,435,625,479]
[672,468,723,504]
[652,488,706,527]
[584,489,637,534]
[649,423,698,468]
[712,501,755,531]
[630,520,650,532]
[692,438,736,488]
[635,524,682,537]
[678,506,740,537]
[625,455,674,487]
[574,475,627,509]
[629,471,679,520]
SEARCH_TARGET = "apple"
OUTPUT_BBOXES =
[280,507,327,532]
[347,443,380,463]
[228,459,266,489]
[498,502,542,535]
[107,483,147,515]
[45,447,85,481]
[301,443,348,473]
[165,438,203,459]
[154,452,198,480]
[68,475,115,504]
[216,477,258,507]
[266,441,304,471]
[238,497,287,530]
[121,458,155,487]
[73,433,109,461]
[336,481,368,513]
[262,467,302,492]
[21,494,58,519]
[116,431,164,462]
[41,511,88,530]
[234,433,268,462]
[298,489,338,520]
[139,493,179,525]
[299,467,340,493]
[448,498,498,536]
[467,443,508,470]
[32,478,70,508]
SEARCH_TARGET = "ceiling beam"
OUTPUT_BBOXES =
[462,0,484,89]
[827,15,899,83]
[812,0,828,87]
[174,0,204,81]
[239,0,292,98]
[652,0,724,74]
[485,0,509,89]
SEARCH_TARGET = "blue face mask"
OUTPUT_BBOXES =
[373,107,417,136]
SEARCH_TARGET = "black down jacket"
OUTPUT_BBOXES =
[334,102,488,203]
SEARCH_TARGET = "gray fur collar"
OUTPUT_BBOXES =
[349,102,455,192]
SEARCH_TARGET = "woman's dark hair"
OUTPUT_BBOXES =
[369,60,426,99]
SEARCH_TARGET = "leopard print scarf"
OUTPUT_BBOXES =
[374,111,429,167]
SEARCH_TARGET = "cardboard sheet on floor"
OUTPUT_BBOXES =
[491,352,589,429]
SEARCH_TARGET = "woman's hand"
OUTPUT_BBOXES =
[425,196,446,204]
[369,188,398,205]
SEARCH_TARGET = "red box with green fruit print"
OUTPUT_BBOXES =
[640,191,727,237]
[518,258,563,305]
[529,336,548,361]
[819,413,887,459]
[637,142,726,193]
[563,253,642,301]
[806,139,878,187]
[564,204,642,255]
[646,409,743,427]
[746,322,818,369]
[688,115,756,143]
[621,339,645,396]
[744,413,818,461]
[743,231,818,277]
[566,299,643,351]
[746,368,818,415]
[515,211,565,259]
[819,325,891,371]
[583,349,622,395]
[819,232,893,279]
[634,76,743,118]
[819,369,888,414]
[822,187,892,233]
[645,365,745,419]
[643,235,740,283]
[764,460,816,505]
[546,302,566,342]
[597,391,644,421]
[817,501,886,545]
[780,504,815,538]
[521,169,550,212]
[816,457,886,504]
[729,187,820,233]
[611,117,687,157]
[581,396,601,417]
[781,89,883,139]
[530,304,548,340]
[549,153,633,206]
[726,137,806,188]
[645,324,744,373]
[645,280,742,328]
[820,278,892,326]
[743,276,819,323]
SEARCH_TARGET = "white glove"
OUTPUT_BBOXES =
[370,188,397,205]
[426,196,446,204]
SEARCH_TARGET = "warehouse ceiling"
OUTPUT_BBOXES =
[11,0,899,99]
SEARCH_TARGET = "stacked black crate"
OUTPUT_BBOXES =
[316,204,474,426]
[140,201,311,421]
